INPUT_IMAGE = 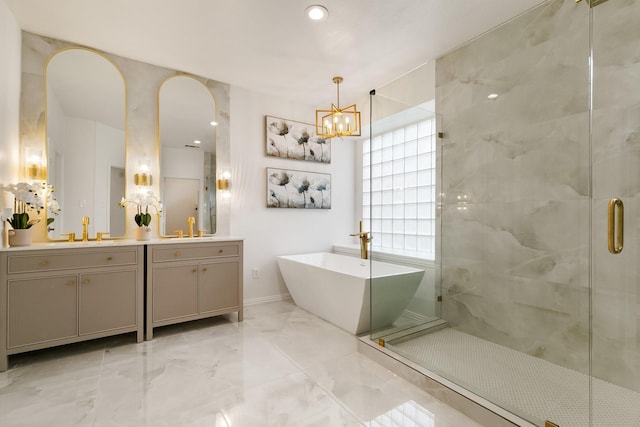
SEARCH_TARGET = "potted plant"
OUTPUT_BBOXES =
[119,191,162,241]
[3,182,59,246]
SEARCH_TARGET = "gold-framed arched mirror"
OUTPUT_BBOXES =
[159,75,217,236]
[45,48,126,240]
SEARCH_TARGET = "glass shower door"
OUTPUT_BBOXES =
[590,0,640,425]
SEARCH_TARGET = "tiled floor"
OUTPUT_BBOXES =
[391,328,640,427]
[0,300,483,427]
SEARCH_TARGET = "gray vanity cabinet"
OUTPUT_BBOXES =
[0,245,144,371]
[146,240,243,340]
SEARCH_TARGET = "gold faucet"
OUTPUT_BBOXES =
[187,216,195,238]
[81,216,90,242]
[350,220,372,260]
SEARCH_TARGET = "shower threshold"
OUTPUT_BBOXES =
[360,327,640,427]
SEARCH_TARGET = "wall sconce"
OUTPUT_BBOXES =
[134,159,152,186]
[25,147,44,181]
[217,169,231,199]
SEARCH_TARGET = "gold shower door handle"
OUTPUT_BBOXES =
[607,198,624,254]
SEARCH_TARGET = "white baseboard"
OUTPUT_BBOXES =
[244,293,292,306]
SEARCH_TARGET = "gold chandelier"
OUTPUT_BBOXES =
[315,76,361,139]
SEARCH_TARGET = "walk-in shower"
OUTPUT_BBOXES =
[366,0,640,425]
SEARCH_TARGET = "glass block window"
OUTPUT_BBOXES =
[363,117,437,259]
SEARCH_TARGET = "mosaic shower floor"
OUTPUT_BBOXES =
[390,328,640,427]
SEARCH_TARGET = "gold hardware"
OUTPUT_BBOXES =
[192,268,197,273]
[350,220,372,259]
[202,268,207,272]
[40,260,49,266]
[96,231,109,241]
[607,198,624,254]
[218,249,223,253]
[438,132,444,138]
[81,216,90,242]
[217,178,229,190]
[81,278,90,285]
[378,338,385,347]
[134,172,152,186]
[315,76,361,139]
[545,421,559,427]
[187,217,195,238]
[62,232,76,242]
[66,280,75,286]
[175,251,181,257]
[437,295,443,302]
[106,256,113,261]
[174,230,183,238]
[197,229,207,238]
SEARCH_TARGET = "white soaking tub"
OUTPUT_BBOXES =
[277,252,424,335]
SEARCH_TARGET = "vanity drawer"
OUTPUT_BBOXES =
[152,244,240,262]
[8,249,138,274]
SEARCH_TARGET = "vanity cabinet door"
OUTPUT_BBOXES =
[8,275,78,348]
[79,270,137,336]
[199,260,240,314]
[152,264,199,321]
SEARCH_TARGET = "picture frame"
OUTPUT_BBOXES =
[266,167,331,209]
[265,115,331,163]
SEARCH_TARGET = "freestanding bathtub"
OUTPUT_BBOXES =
[277,252,425,335]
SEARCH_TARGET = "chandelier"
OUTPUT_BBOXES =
[315,76,361,139]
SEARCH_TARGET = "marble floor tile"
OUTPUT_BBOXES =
[0,300,483,427]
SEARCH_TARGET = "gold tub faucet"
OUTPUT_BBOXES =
[350,220,372,260]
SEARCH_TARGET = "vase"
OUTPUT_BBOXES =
[135,226,152,241]
[8,228,32,247]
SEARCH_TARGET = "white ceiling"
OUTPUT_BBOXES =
[6,0,546,107]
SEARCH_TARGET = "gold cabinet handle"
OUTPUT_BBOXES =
[218,249,224,253]
[175,251,181,257]
[81,278,90,285]
[66,280,75,286]
[192,268,197,273]
[40,260,49,266]
[106,256,113,261]
[202,268,207,272]
[608,198,624,254]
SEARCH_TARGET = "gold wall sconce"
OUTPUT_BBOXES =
[25,147,44,181]
[217,169,231,199]
[134,159,152,186]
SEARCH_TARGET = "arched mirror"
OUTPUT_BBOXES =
[159,76,217,236]
[46,48,126,239]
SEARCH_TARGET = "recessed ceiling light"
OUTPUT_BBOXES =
[194,140,201,144]
[305,5,328,22]
[488,93,499,100]
[210,121,218,126]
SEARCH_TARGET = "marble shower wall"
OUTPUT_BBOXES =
[436,0,592,375]
[590,0,640,392]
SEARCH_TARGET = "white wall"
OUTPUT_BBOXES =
[229,86,360,303]
[0,1,20,211]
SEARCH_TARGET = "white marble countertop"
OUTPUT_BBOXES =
[0,236,244,252]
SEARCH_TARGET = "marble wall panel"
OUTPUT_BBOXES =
[436,0,592,376]
[437,0,640,391]
[591,0,640,392]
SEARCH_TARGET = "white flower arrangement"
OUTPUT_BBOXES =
[3,182,60,229]
[119,190,162,227]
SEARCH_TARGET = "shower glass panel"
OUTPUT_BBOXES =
[591,0,640,425]
[368,0,602,425]
[365,93,442,341]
